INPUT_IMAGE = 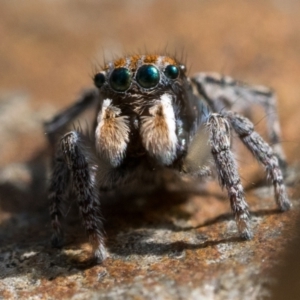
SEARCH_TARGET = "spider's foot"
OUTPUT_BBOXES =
[237,218,253,240]
[240,229,253,240]
[94,243,109,263]
[278,196,292,212]
[235,210,253,240]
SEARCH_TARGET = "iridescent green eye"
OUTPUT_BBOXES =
[94,73,106,88]
[136,65,160,89]
[164,65,179,79]
[110,68,131,92]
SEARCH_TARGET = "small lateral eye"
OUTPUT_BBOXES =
[136,65,160,89]
[94,73,106,88]
[110,68,132,92]
[164,65,179,79]
[179,64,186,73]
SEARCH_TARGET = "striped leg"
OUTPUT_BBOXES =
[192,73,287,170]
[49,154,70,248]
[207,114,252,239]
[50,130,107,262]
[226,112,291,211]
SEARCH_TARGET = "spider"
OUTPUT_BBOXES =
[45,54,291,263]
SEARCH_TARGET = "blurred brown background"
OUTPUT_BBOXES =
[1,0,300,166]
[0,0,300,299]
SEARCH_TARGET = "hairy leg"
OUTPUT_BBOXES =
[51,130,107,262]
[207,113,252,239]
[226,111,291,211]
[192,73,286,169]
[49,153,70,247]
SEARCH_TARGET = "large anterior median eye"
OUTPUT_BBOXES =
[110,68,131,92]
[136,65,160,89]
[164,65,179,79]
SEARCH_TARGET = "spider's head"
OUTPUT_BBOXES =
[93,55,187,105]
[93,55,196,167]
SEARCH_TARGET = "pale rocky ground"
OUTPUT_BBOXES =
[0,1,300,299]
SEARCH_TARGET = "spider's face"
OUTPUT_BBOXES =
[93,55,197,168]
[93,55,187,104]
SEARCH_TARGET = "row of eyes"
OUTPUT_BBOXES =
[94,64,180,92]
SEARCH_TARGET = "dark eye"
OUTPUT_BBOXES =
[136,65,160,89]
[110,68,131,92]
[94,73,106,88]
[164,65,179,79]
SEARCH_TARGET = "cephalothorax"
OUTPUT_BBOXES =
[45,54,290,262]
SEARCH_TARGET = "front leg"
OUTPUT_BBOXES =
[49,153,70,248]
[54,130,107,262]
[207,114,252,239]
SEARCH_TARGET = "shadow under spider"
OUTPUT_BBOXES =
[171,208,282,232]
[0,149,292,278]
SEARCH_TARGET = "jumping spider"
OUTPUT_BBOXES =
[45,54,291,262]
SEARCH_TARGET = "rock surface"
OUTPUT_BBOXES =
[0,1,300,299]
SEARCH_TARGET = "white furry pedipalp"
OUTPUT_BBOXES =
[140,94,178,165]
[95,99,130,167]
